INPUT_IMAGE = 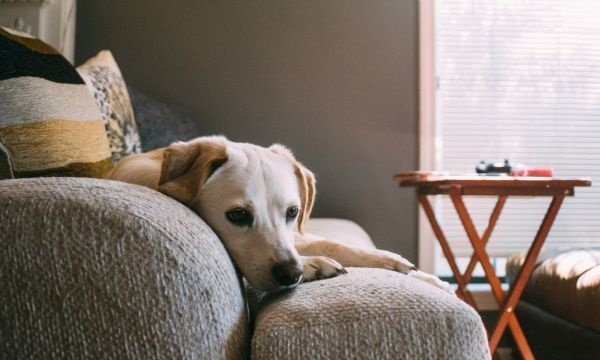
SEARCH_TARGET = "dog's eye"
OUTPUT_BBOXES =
[286,206,299,222]
[225,208,253,227]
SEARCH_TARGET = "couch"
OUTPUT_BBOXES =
[0,173,491,359]
[507,249,600,360]
[0,38,491,357]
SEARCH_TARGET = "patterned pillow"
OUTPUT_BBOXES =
[77,50,142,162]
[0,27,113,179]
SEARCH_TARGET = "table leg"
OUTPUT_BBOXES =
[462,196,507,285]
[488,195,565,353]
[449,187,534,360]
[418,194,477,307]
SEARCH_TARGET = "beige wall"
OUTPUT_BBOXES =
[76,1,420,261]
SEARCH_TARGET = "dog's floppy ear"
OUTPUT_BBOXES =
[296,165,316,234]
[158,136,228,205]
[270,144,316,234]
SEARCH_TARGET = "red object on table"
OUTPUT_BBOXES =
[511,167,554,177]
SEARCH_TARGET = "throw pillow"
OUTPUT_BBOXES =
[77,50,142,162]
[0,27,113,179]
[128,86,201,151]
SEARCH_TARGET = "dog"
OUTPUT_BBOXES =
[109,136,451,293]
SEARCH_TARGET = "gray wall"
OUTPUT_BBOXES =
[76,1,420,261]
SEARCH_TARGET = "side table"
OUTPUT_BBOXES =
[396,172,591,359]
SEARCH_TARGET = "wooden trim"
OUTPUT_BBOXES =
[396,174,592,188]
[397,175,591,197]
[418,186,576,197]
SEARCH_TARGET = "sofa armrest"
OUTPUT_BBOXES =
[0,177,248,359]
[252,268,491,360]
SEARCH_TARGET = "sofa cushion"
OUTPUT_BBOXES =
[507,248,600,332]
[0,27,112,179]
[305,218,375,249]
[77,50,142,162]
[252,268,490,360]
[515,300,600,360]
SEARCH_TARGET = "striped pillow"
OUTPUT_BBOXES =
[0,27,113,179]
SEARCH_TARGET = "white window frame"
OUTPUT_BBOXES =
[418,4,501,308]
[418,0,437,273]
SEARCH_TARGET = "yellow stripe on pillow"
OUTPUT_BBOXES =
[15,157,114,179]
[0,120,112,175]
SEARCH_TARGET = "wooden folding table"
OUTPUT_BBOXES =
[395,173,591,359]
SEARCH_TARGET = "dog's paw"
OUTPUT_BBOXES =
[409,270,455,294]
[370,250,418,274]
[301,256,347,282]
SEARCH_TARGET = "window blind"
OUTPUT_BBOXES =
[435,0,600,257]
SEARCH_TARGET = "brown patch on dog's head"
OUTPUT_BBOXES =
[269,144,316,234]
[158,136,228,205]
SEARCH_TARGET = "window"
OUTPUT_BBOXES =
[421,0,600,278]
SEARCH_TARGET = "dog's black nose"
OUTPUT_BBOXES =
[271,261,303,287]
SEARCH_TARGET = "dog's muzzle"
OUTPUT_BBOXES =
[271,261,303,287]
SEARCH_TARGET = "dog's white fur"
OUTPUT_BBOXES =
[109,136,451,292]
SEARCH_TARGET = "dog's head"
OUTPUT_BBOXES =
[157,136,315,291]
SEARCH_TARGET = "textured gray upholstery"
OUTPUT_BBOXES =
[252,268,491,360]
[0,177,491,359]
[0,177,248,359]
